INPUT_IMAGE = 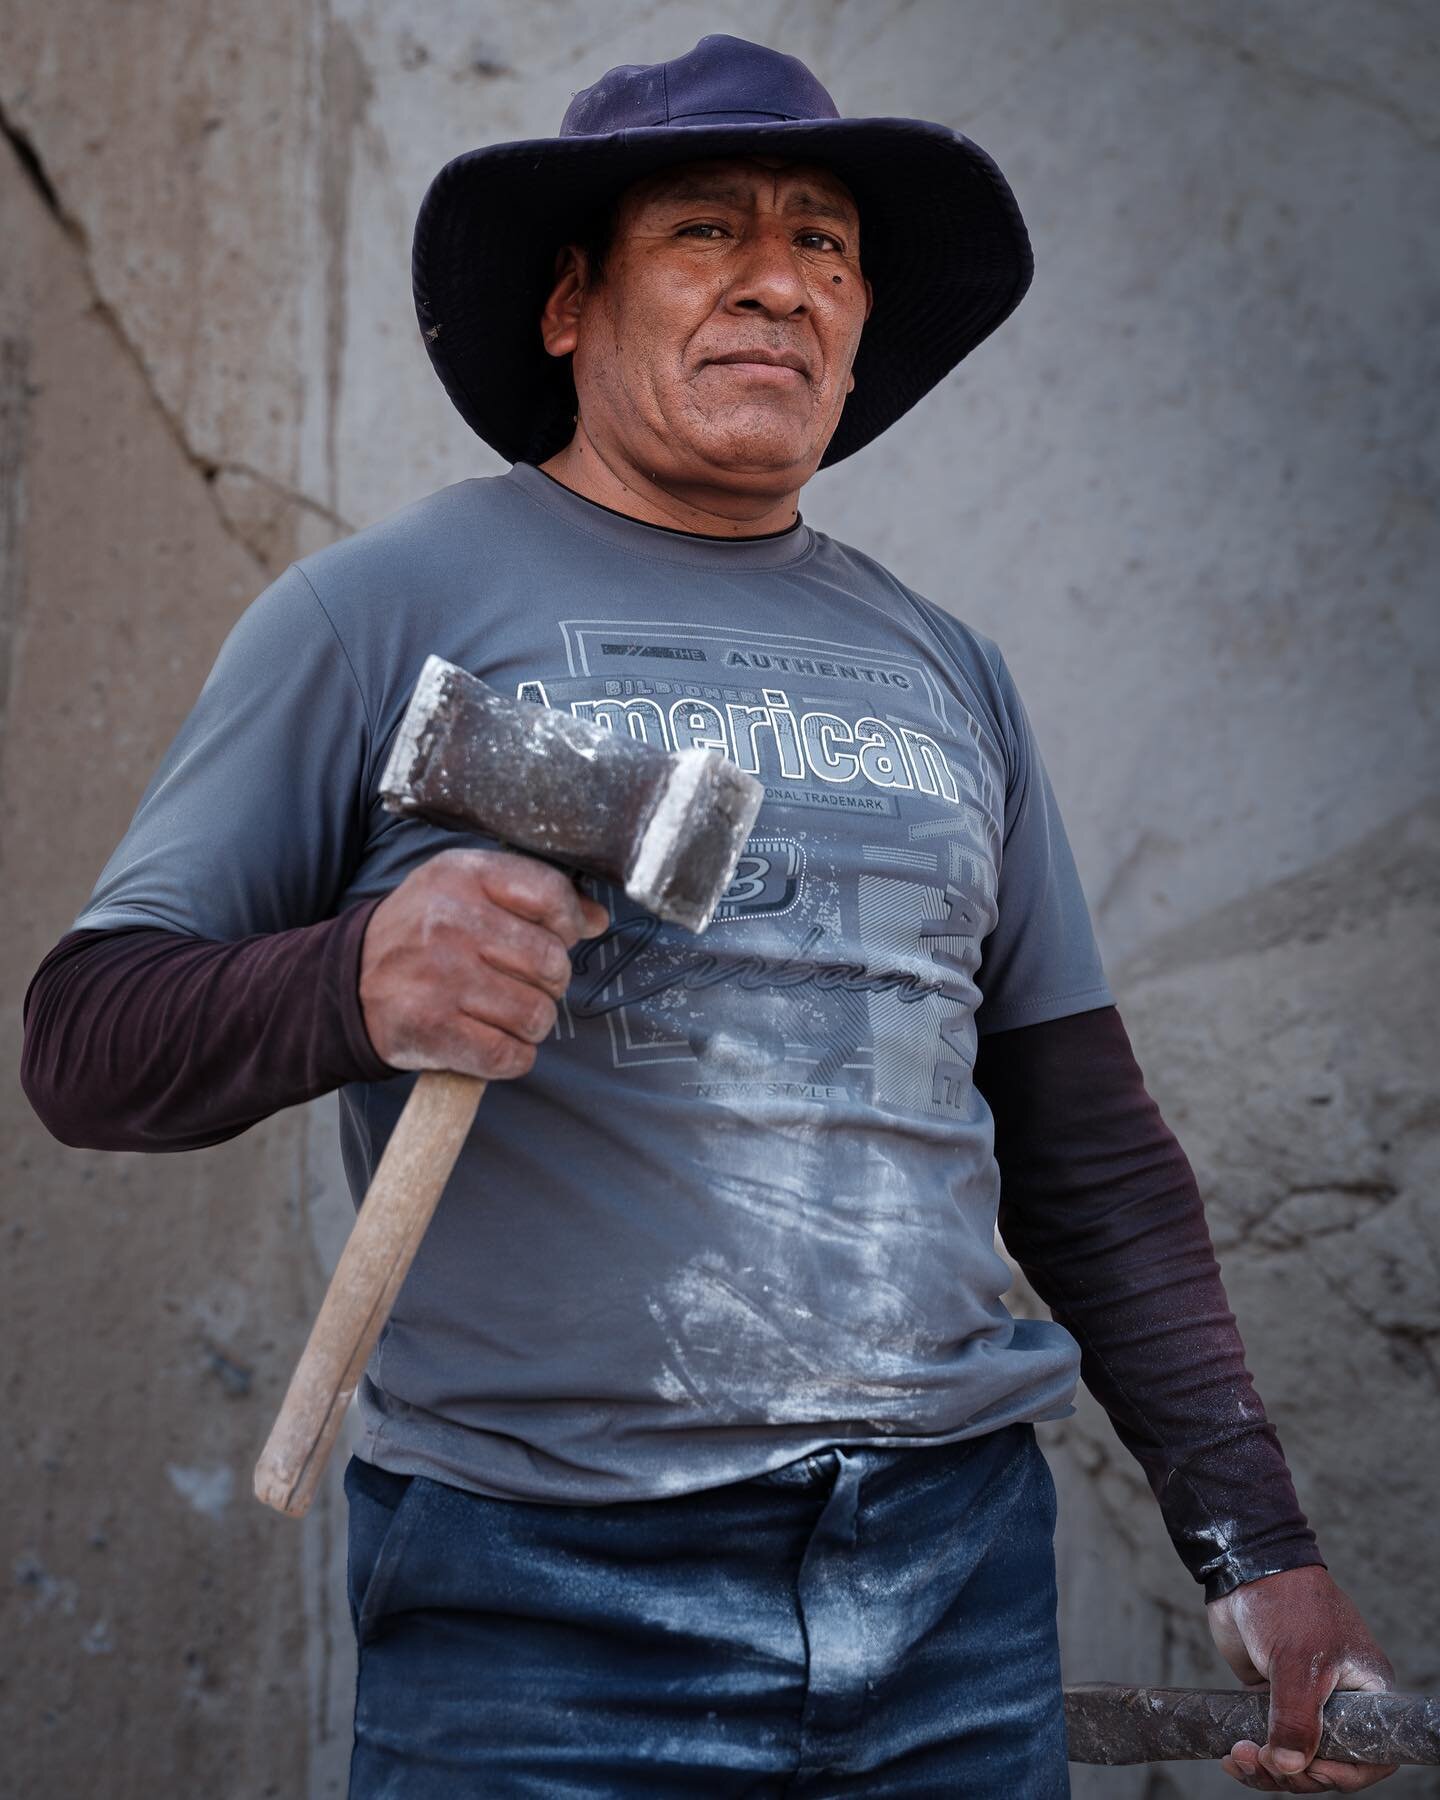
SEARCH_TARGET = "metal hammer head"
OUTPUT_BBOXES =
[379,656,764,933]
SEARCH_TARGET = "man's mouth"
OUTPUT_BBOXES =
[703,350,811,382]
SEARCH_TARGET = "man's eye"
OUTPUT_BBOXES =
[796,230,845,253]
[677,222,728,240]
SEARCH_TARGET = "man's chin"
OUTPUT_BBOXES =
[672,424,832,486]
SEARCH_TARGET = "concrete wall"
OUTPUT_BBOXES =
[3,3,1435,1794]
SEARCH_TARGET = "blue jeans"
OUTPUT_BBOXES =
[347,1424,1068,1797]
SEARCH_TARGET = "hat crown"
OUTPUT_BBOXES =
[560,34,841,137]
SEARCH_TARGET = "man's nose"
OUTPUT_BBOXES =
[725,225,810,319]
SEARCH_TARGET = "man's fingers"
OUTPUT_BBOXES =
[359,850,610,1071]
[1209,1570,1396,1794]
[577,893,610,937]
[466,899,576,997]
[468,851,599,945]
[1225,1741,1289,1792]
[452,1022,537,1081]
[1261,1657,1334,1779]
[1222,1741,1272,1787]
[1304,1761,1398,1793]
[389,1016,538,1082]
[1225,1737,1398,1794]
[1225,1742,1357,1794]
[1222,1743,1286,1791]
[460,966,559,1046]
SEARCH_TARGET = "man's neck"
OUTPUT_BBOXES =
[539,425,803,539]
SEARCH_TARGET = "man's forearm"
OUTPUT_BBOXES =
[976,1004,1324,1600]
[21,902,393,1153]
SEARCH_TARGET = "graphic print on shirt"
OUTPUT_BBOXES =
[513,617,1005,1123]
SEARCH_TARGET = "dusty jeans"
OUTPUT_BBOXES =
[346,1423,1068,1797]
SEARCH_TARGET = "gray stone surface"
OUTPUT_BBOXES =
[2,2,1435,1794]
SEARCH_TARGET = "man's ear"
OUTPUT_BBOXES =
[539,246,590,359]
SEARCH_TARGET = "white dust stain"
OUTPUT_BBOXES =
[650,1365,691,1403]
[166,1463,235,1519]
[640,1098,954,1426]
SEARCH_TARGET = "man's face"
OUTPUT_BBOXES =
[542,157,872,495]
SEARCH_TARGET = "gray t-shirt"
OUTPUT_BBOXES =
[79,463,1113,1503]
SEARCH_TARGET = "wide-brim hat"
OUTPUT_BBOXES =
[412,34,1033,470]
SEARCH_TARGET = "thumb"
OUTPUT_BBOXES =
[1260,1654,1336,1779]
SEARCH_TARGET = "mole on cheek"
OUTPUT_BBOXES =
[832,275,842,285]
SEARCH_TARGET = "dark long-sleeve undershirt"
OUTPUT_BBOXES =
[22,923,1321,1597]
[975,1006,1323,1600]
[20,906,390,1152]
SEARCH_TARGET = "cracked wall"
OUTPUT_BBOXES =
[0,130,354,1796]
[2,3,1436,1795]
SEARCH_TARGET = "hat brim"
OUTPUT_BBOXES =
[411,116,1032,470]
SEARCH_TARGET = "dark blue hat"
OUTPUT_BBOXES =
[412,34,1033,469]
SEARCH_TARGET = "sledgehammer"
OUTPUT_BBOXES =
[254,655,764,1516]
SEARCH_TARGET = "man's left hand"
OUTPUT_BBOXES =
[1207,1566,1396,1792]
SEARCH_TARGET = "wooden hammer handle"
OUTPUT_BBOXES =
[253,1069,486,1517]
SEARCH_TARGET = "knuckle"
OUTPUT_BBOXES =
[530,857,574,898]
[463,1019,537,1081]
[491,848,546,886]
[407,881,468,938]
[430,849,500,910]
[424,847,484,893]
[473,969,550,1043]
[494,918,569,992]
[526,861,584,921]
[481,851,572,915]
[525,994,558,1042]
[530,956,572,1000]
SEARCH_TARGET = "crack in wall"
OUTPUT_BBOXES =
[207,461,354,534]
[79,289,274,577]
[0,97,352,576]
[1213,1179,1403,1257]
[1308,1260,1440,1395]
[0,102,78,238]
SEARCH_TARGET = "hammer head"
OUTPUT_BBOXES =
[379,656,764,933]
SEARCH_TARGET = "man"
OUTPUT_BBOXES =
[23,34,1393,1798]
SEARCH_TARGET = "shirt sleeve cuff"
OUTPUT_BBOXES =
[329,896,397,1084]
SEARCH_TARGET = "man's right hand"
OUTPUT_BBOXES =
[359,849,609,1079]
